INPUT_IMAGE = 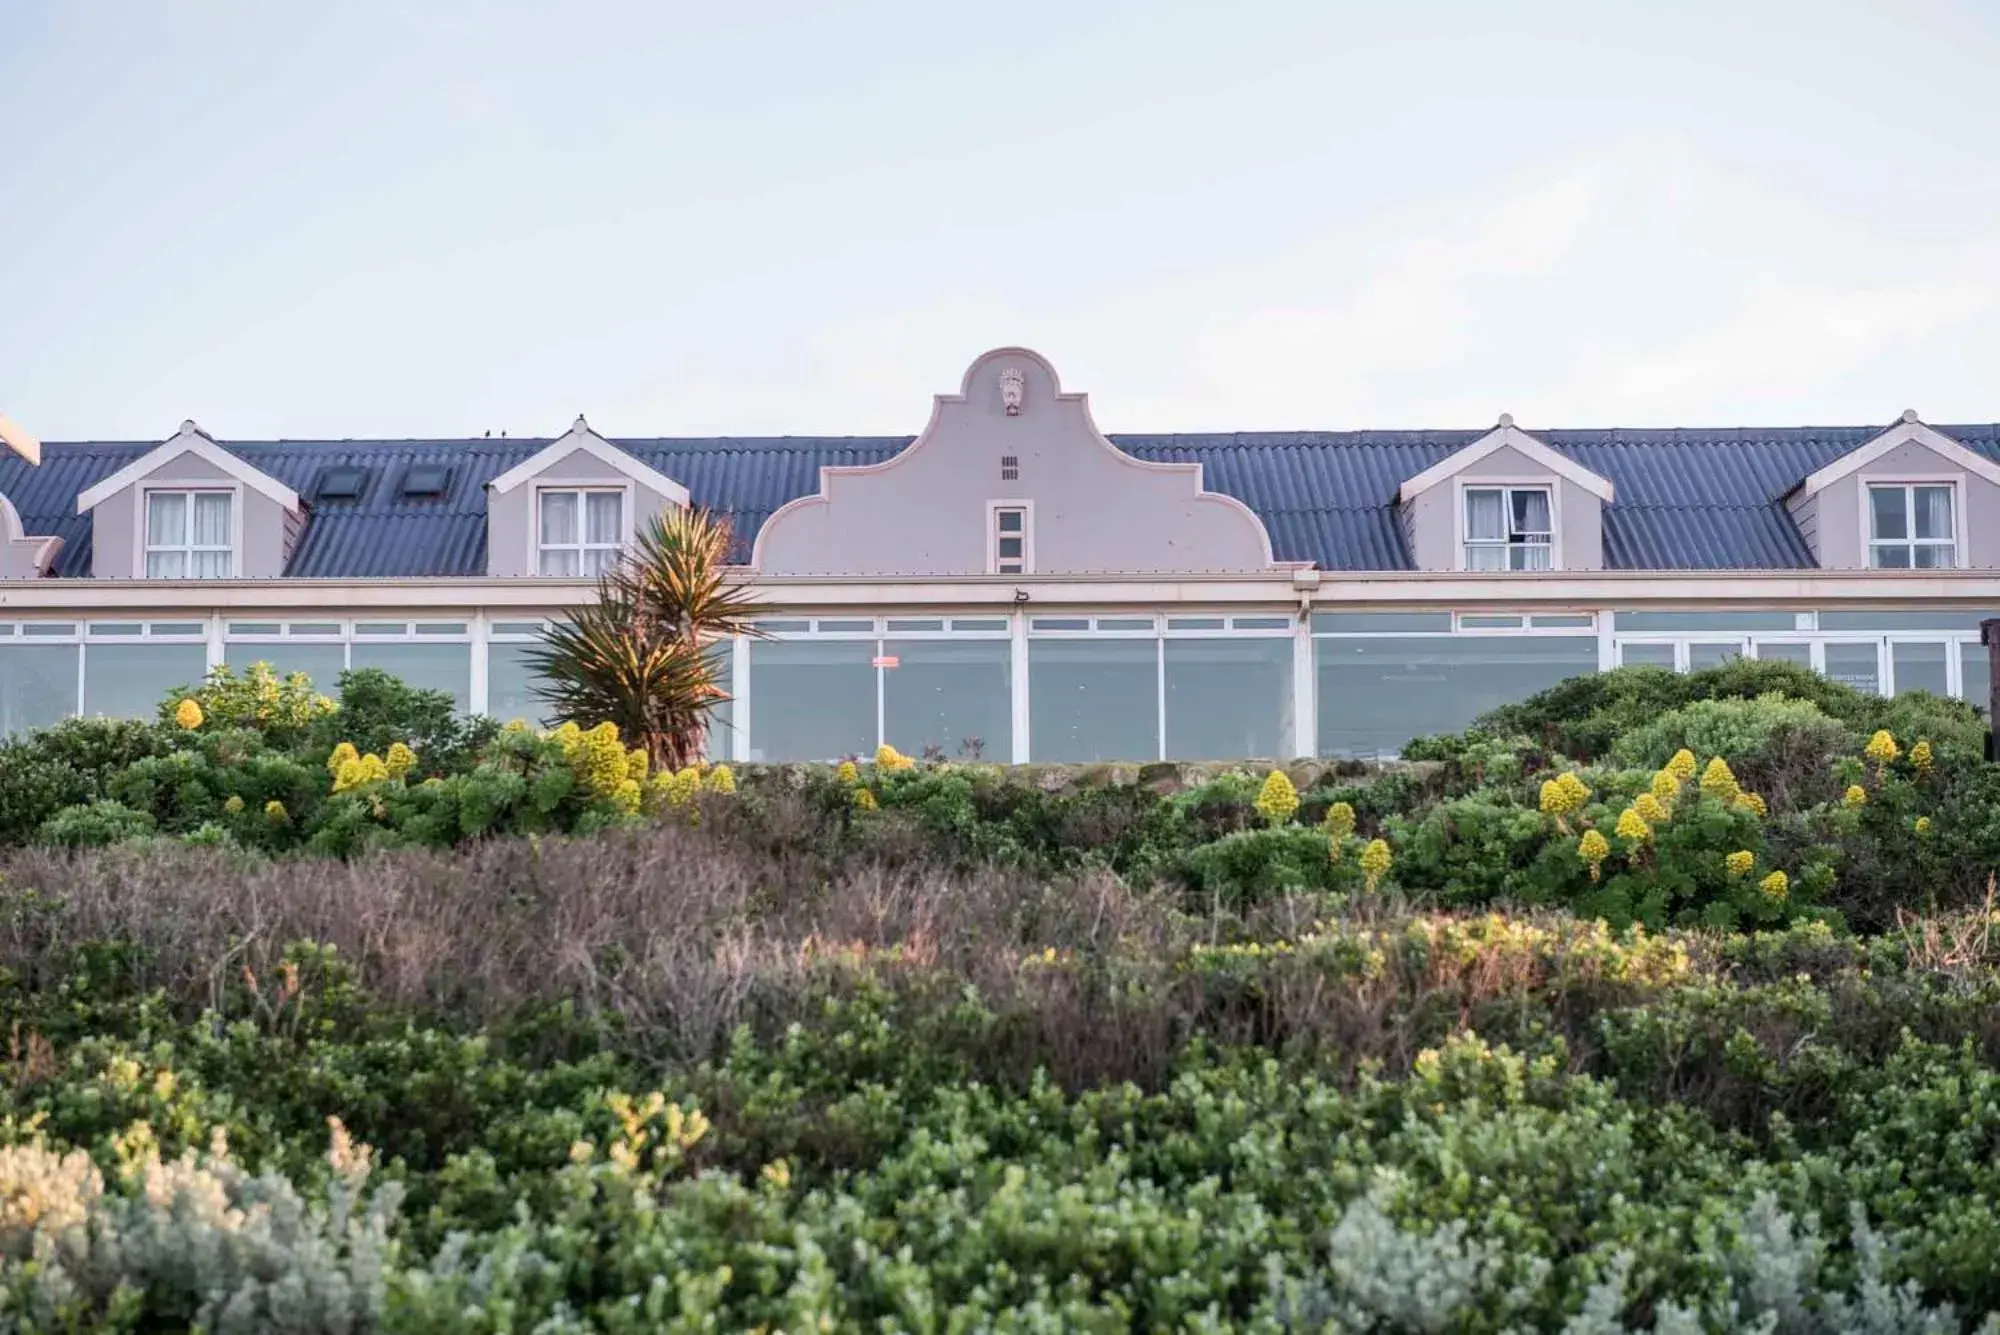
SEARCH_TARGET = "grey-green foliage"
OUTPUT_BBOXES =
[1274,1191,1994,1335]
[1608,694,1851,774]
[0,1128,400,1335]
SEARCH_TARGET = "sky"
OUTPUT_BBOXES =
[4,0,2000,442]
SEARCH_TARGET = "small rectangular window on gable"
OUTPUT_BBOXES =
[1463,486,1553,571]
[1867,483,1956,568]
[144,490,234,579]
[537,488,625,576]
[990,503,1031,575]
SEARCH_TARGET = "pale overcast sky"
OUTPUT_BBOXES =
[4,0,2000,441]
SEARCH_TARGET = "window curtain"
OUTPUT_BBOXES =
[582,492,622,575]
[190,493,231,577]
[539,492,580,576]
[1916,486,1953,541]
[1464,490,1507,570]
[145,494,186,578]
[1510,489,1552,569]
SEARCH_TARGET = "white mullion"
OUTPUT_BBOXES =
[1010,611,1030,764]
[875,638,887,752]
[1154,635,1167,762]
[469,612,491,716]
[730,633,751,763]
[1291,612,1317,759]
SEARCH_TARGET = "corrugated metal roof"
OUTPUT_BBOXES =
[5,424,1997,577]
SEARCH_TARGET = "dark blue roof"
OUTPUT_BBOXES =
[7,425,1999,577]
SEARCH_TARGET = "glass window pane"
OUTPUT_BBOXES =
[146,551,187,579]
[883,639,1011,762]
[1312,612,1455,634]
[225,643,347,692]
[1820,610,1991,631]
[291,622,343,637]
[192,492,231,546]
[146,492,185,546]
[1029,638,1158,762]
[1165,636,1291,760]
[1914,544,1955,570]
[704,644,734,761]
[1318,636,1598,758]
[1914,486,1953,540]
[1531,614,1596,629]
[886,619,945,632]
[1961,643,1990,715]
[1823,642,1881,695]
[1619,643,1678,668]
[1891,641,1949,696]
[997,511,1023,533]
[1869,487,1907,540]
[749,639,876,762]
[997,537,1023,559]
[0,643,79,736]
[149,623,205,637]
[1096,618,1155,632]
[1615,611,1802,632]
[1870,544,1912,569]
[1459,615,1523,629]
[350,642,472,712]
[585,492,622,544]
[1754,642,1813,666]
[486,642,554,728]
[1688,642,1743,670]
[539,547,581,577]
[815,619,875,633]
[83,643,207,720]
[1231,616,1292,630]
[950,619,1008,632]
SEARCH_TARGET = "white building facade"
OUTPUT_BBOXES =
[2,348,1996,760]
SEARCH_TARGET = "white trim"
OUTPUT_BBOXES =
[77,425,300,513]
[1859,477,1966,571]
[1290,608,1315,758]
[1398,424,1615,505]
[531,482,634,577]
[137,482,244,579]
[485,419,691,506]
[986,499,1035,575]
[1800,419,2000,495]
[1009,611,1030,763]
[1453,478,1560,572]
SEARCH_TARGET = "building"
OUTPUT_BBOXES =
[2,347,1996,759]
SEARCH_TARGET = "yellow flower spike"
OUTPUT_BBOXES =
[854,787,878,811]
[1614,807,1652,846]
[835,759,860,786]
[502,718,532,735]
[1733,791,1767,818]
[174,698,204,730]
[1725,850,1755,878]
[1843,784,1867,809]
[1649,770,1681,807]
[264,800,289,825]
[223,795,245,815]
[1633,792,1667,825]
[385,741,417,780]
[1864,729,1899,769]
[1915,815,1934,836]
[702,764,736,794]
[1699,757,1739,803]
[1911,739,1934,775]
[1359,838,1392,892]
[624,749,649,783]
[1759,870,1789,901]
[1666,749,1697,782]
[1321,800,1356,841]
[874,743,914,772]
[1578,829,1611,882]
[1254,770,1300,827]
[326,742,359,776]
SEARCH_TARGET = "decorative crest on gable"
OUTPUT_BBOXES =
[999,367,1025,416]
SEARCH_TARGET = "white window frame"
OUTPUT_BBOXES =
[1455,480,1558,572]
[987,499,1034,576]
[1862,479,1963,571]
[138,483,242,579]
[533,484,633,578]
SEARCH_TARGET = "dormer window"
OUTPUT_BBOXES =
[537,488,625,576]
[1867,483,1957,569]
[144,489,234,578]
[1463,485,1551,571]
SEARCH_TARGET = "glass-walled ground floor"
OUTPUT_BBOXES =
[0,603,1992,760]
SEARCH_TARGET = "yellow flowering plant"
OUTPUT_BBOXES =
[1358,838,1392,892]
[1725,850,1755,878]
[384,742,418,781]
[1843,784,1867,810]
[1759,870,1789,901]
[1666,749,1697,782]
[1577,829,1610,882]
[1632,792,1668,825]
[1614,807,1652,847]
[1322,800,1356,860]
[174,698,205,730]
[1911,739,1934,776]
[1254,770,1300,827]
[1864,729,1899,770]
[1698,757,1739,803]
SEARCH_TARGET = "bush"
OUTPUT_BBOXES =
[36,799,157,848]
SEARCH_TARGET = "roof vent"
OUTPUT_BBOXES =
[401,464,451,497]
[315,465,368,501]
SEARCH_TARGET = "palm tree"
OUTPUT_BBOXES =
[527,508,765,769]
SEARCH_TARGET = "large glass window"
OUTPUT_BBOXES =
[1753,642,1813,666]
[883,638,1011,762]
[144,490,233,578]
[1891,641,1949,696]
[1868,484,1956,569]
[487,642,553,727]
[1963,643,1991,715]
[83,643,207,719]
[224,643,347,692]
[1618,642,1678,669]
[0,643,78,736]
[1464,486,1552,571]
[1823,642,1881,695]
[1029,638,1158,762]
[1318,636,1597,757]
[1164,636,1291,759]
[1687,641,1744,670]
[350,642,472,712]
[749,638,876,761]
[537,489,624,577]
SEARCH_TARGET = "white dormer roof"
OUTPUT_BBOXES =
[1796,410,2000,495]
[76,420,300,513]
[1397,417,1616,505]
[486,416,691,505]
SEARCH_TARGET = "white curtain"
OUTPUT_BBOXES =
[539,492,580,576]
[1916,486,1953,541]
[1511,488,1551,537]
[582,492,622,576]
[145,494,185,578]
[190,493,231,578]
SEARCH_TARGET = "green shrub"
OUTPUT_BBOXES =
[161,659,338,748]
[36,799,157,848]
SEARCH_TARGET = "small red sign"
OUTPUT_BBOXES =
[872,655,900,669]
